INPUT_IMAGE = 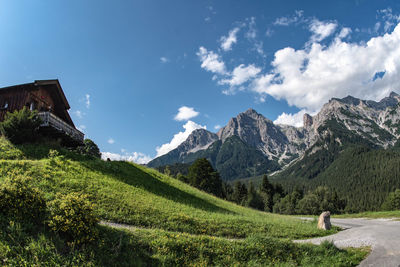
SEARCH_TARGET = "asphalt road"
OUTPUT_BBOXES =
[296,218,400,267]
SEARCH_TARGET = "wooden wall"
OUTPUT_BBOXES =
[0,87,29,121]
[0,84,72,126]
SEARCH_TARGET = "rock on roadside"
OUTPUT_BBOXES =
[317,211,331,230]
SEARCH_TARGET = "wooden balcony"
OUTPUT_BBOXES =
[38,111,84,145]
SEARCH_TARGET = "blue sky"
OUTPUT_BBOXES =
[1,0,400,163]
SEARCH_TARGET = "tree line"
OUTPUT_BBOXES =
[164,157,400,215]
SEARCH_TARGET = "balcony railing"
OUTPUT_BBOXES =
[38,112,84,143]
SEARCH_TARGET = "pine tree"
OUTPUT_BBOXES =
[260,175,274,211]
[188,158,223,197]
[246,182,264,210]
[233,181,248,205]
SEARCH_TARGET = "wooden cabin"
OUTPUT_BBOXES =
[0,80,84,146]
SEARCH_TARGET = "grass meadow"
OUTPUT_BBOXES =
[0,137,368,266]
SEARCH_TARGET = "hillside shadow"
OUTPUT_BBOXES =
[0,216,158,266]
[15,141,86,161]
[81,160,234,215]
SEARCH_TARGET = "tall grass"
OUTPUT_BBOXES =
[0,137,368,265]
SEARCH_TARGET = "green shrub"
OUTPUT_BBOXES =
[296,193,320,215]
[76,139,101,158]
[0,176,46,224]
[48,149,60,158]
[48,193,99,245]
[0,107,42,144]
[381,189,400,210]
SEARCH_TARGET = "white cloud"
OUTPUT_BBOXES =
[273,109,308,128]
[214,124,221,130]
[246,17,257,39]
[274,10,304,26]
[160,57,169,63]
[156,121,206,157]
[251,22,400,113]
[337,27,351,39]
[101,151,152,164]
[378,8,400,33]
[244,17,265,57]
[74,110,83,118]
[108,138,115,144]
[254,41,265,57]
[219,64,261,87]
[309,19,337,43]
[85,94,90,109]
[196,47,227,75]
[174,106,199,121]
[266,28,274,37]
[374,22,381,33]
[220,27,240,51]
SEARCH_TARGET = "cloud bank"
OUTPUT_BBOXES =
[174,106,199,121]
[156,120,206,157]
[252,22,400,114]
[219,64,261,87]
[273,109,308,128]
[196,12,400,128]
[101,151,152,164]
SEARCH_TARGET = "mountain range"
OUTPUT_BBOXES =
[148,92,400,181]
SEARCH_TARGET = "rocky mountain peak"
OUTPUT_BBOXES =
[366,93,399,110]
[236,108,270,122]
[177,128,218,154]
[331,95,361,106]
[303,113,313,129]
[389,91,399,98]
[190,128,210,136]
[216,108,293,159]
[243,108,260,117]
[326,92,400,112]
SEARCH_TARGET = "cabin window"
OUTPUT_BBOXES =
[0,101,8,110]
[29,101,37,111]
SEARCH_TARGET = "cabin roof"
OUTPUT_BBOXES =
[0,79,71,110]
[34,80,71,110]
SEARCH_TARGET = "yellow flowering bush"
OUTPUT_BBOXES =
[0,176,46,224]
[48,193,98,245]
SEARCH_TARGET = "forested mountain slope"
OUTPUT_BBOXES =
[273,144,400,212]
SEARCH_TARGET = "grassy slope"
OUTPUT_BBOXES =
[0,137,367,266]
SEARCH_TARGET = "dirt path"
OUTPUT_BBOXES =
[99,221,241,241]
[296,218,400,267]
[100,221,142,231]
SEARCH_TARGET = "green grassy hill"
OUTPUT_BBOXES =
[0,137,367,266]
